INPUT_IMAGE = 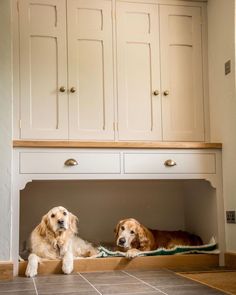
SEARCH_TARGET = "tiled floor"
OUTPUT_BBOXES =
[0,270,228,295]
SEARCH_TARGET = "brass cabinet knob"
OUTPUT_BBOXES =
[64,158,78,166]
[153,90,159,96]
[59,86,66,92]
[164,159,176,167]
[70,87,76,93]
[163,90,169,96]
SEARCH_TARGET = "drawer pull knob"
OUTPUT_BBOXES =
[164,159,176,167]
[153,90,159,96]
[70,87,76,93]
[64,158,78,166]
[163,90,169,96]
[59,86,66,92]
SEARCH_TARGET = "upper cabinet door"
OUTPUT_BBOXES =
[116,2,162,141]
[67,0,114,140]
[19,0,68,139]
[160,5,205,141]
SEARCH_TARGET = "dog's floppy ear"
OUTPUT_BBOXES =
[114,219,126,237]
[136,224,151,251]
[69,213,79,235]
[36,214,48,237]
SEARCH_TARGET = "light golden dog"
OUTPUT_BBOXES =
[115,218,203,258]
[25,206,98,277]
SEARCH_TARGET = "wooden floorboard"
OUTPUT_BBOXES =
[179,271,236,295]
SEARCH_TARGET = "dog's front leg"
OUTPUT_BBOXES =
[62,251,74,274]
[61,242,74,275]
[126,249,141,259]
[25,253,40,277]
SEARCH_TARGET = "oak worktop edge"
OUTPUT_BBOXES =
[13,141,222,149]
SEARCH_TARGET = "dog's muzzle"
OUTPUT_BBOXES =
[118,237,126,247]
[57,219,65,230]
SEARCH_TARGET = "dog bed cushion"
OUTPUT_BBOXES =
[97,237,218,258]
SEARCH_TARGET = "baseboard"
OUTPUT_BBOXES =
[0,262,13,281]
[19,254,219,276]
[225,252,236,268]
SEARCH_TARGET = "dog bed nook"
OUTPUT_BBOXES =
[18,178,222,275]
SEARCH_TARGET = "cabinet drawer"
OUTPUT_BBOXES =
[124,153,216,174]
[20,152,121,174]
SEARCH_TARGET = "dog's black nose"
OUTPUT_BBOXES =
[57,219,64,225]
[119,237,126,245]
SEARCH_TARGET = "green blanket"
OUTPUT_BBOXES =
[97,237,218,258]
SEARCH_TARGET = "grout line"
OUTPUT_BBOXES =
[32,278,39,295]
[122,270,169,295]
[92,282,152,286]
[163,268,176,274]
[104,292,158,295]
[78,273,103,295]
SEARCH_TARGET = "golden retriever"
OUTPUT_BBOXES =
[25,206,98,277]
[115,218,203,258]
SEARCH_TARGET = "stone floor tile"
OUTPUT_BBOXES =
[94,282,155,294]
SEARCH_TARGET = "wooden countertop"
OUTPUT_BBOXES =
[13,140,222,149]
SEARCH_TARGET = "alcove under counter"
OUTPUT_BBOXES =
[12,141,225,276]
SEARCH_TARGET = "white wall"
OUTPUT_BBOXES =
[0,0,13,261]
[183,180,218,244]
[208,0,236,251]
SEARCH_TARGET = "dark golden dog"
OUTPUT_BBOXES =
[115,218,203,258]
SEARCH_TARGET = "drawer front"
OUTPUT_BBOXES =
[20,152,121,174]
[124,153,216,174]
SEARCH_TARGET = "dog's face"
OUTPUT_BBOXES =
[114,218,141,250]
[46,206,70,233]
[42,206,78,234]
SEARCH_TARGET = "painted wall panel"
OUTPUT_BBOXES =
[208,0,236,251]
[0,0,12,261]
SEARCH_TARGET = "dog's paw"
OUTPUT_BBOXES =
[125,249,140,259]
[62,260,73,274]
[25,254,39,277]
[62,252,74,275]
[25,264,37,277]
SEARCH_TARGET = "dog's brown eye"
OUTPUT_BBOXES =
[121,226,125,231]
[63,211,67,216]
[130,230,135,234]
[51,214,55,218]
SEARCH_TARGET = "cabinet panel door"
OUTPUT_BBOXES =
[19,0,68,139]
[160,6,205,141]
[67,0,114,140]
[116,2,162,141]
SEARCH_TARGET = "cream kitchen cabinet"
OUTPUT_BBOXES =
[116,2,206,141]
[160,5,205,141]
[15,0,207,141]
[116,2,162,140]
[18,0,114,140]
